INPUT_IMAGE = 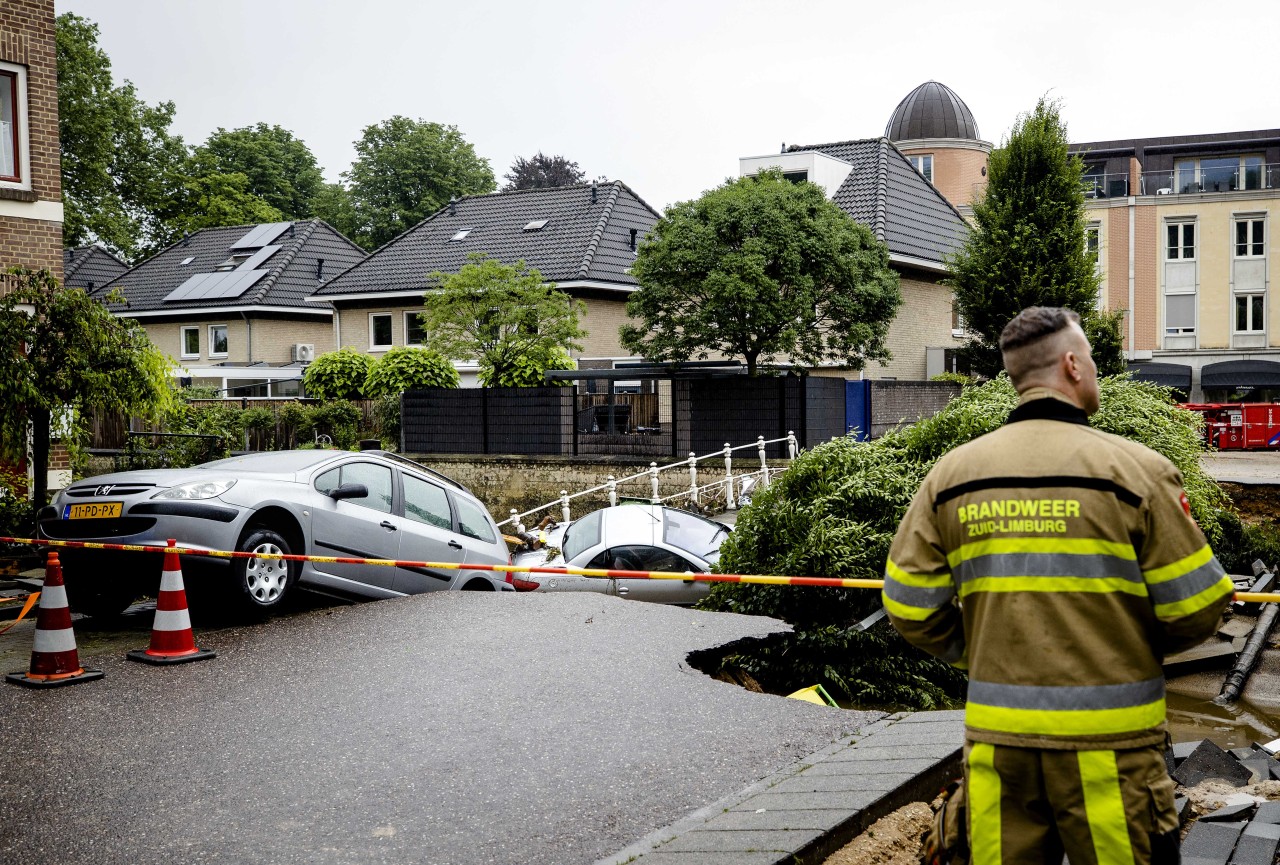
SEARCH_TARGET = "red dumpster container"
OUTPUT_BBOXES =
[1182,403,1280,450]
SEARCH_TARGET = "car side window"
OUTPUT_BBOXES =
[314,468,340,496]
[403,475,452,530]
[338,462,394,514]
[607,545,697,573]
[453,496,496,544]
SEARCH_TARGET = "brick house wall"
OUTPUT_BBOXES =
[145,316,335,365]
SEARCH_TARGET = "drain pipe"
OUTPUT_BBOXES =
[1216,569,1279,705]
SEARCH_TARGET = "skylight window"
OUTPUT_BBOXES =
[450,228,472,241]
[180,256,194,266]
[523,219,549,232]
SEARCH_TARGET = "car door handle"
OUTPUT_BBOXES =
[448,540,463,550]
[380,521,398,531]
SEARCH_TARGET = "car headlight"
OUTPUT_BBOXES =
[152,479,237,500]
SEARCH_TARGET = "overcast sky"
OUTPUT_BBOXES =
[58,0,1280,212]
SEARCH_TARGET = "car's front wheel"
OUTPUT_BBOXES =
[230,528,295,615]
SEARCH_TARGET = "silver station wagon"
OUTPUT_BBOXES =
[38,450,513,616]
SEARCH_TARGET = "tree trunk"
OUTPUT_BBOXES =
[745,353,758,377]
[31,406,50,507]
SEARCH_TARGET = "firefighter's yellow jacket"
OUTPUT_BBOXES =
[884,388,1234,750]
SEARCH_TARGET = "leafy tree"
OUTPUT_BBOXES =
[302,348,374,400]
[701,374,1228,708]
[364,347,460,397]
[150,172,284,243]
[193,123,326,219]
[480,346,575,388]
[310,182,359,241]
[502,152,585,191]
[622,170,902,376]
[420,254,585,387]
[340,116,495,249]
[948,98,1123,377]
[0,270,174,505]
[56,12,189,260]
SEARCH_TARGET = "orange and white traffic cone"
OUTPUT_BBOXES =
[5,552,104,688]
[127,539,215,666]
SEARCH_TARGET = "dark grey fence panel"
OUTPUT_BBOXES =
[804,377,847,444]
[402,389,486,454]
[401,387,571,455]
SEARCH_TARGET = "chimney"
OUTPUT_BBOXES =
[591,179,598,204]
[628,229,638,252]
[181,232,191,247]
[287,222,295,238]
[781,142,786,153]
[315,258,325,282]
[448,198,457,216]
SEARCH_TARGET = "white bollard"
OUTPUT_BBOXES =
[560,490,571,524]
[511,508,524,535]
[688,452,698,505]
[724,443,735,511]
[607,475,617,507]
[787,430,797,460]
[758,435,768,487]
[649,462,660,504]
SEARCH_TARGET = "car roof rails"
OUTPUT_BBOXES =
[364,450,470,494]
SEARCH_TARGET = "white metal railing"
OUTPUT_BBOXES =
[496,432,799,533]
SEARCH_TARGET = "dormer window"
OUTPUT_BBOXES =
[523,219,549,232]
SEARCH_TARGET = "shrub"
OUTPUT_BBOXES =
[303,349,374,400]
[700,375,1230,709]
[478,345,575,387]
[374,393,401,451]
[364,347,459,397]
[308,400,362,449]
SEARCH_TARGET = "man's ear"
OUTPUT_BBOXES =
[1063,350,1082,383]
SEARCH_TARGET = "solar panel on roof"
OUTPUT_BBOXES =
[163,269,270,303]
[230,222,293,250]
[235,244,282,271]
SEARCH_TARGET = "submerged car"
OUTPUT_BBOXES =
[39,450,513,616]
[512,505,729,605]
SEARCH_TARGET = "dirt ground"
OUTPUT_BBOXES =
[822,801,935,865]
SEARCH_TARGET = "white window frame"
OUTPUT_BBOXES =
[908,154,934,184]
[1233,292,1266,334]
[369,312,393,351]
[1164,293,1197,337]
[209,324,229,358]
[1165,219,1197,261]
[1234,214,1267,259]
[0,60,30,190]
[403,310,425,347]
[180,326,200,360]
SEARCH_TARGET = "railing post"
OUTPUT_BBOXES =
[787,430,797,460]
[649,462,660,504]
[511,509,524,535]
[560,490,570,524]
[757,435,768,487]
[607,474,617,507]
[723,443,735,511]
[688,452,698,505]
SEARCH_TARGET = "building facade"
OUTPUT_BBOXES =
[1070,131,1280,401]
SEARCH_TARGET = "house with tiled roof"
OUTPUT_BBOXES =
[739,131,971,379]
[63,245,126,291]
[93,219,366,397]
[308,181,660,382]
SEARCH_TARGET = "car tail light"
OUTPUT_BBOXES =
[504,570,540,592]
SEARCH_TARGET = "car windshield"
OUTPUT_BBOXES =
[198,451,341,473]
[663,509,730,557]
[562,509,603,562]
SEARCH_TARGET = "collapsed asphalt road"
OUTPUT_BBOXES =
[0,592,878,865]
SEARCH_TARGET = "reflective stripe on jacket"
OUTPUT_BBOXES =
[884,390,1233,750]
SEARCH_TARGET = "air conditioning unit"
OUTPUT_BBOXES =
[292,343,316,363]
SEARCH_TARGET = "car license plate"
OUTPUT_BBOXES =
[63,502,123,520]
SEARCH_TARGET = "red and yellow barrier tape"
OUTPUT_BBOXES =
[1,535,1278,602]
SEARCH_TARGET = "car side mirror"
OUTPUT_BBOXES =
[330,482,369,501]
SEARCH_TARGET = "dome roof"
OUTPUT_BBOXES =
[885,81,980,141]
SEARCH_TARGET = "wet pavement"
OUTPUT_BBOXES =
[0,591,881,865]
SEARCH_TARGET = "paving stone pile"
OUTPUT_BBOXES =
[1171,738,1280,865]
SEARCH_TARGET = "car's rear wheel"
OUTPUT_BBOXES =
[230,528,295,615]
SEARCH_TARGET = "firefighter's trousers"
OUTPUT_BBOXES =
[964,740,1181,865]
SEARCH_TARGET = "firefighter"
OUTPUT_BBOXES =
[885,307,1233,864]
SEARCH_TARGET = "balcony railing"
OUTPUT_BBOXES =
[1081,173,1130,199]
[1139,164,1280,196]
